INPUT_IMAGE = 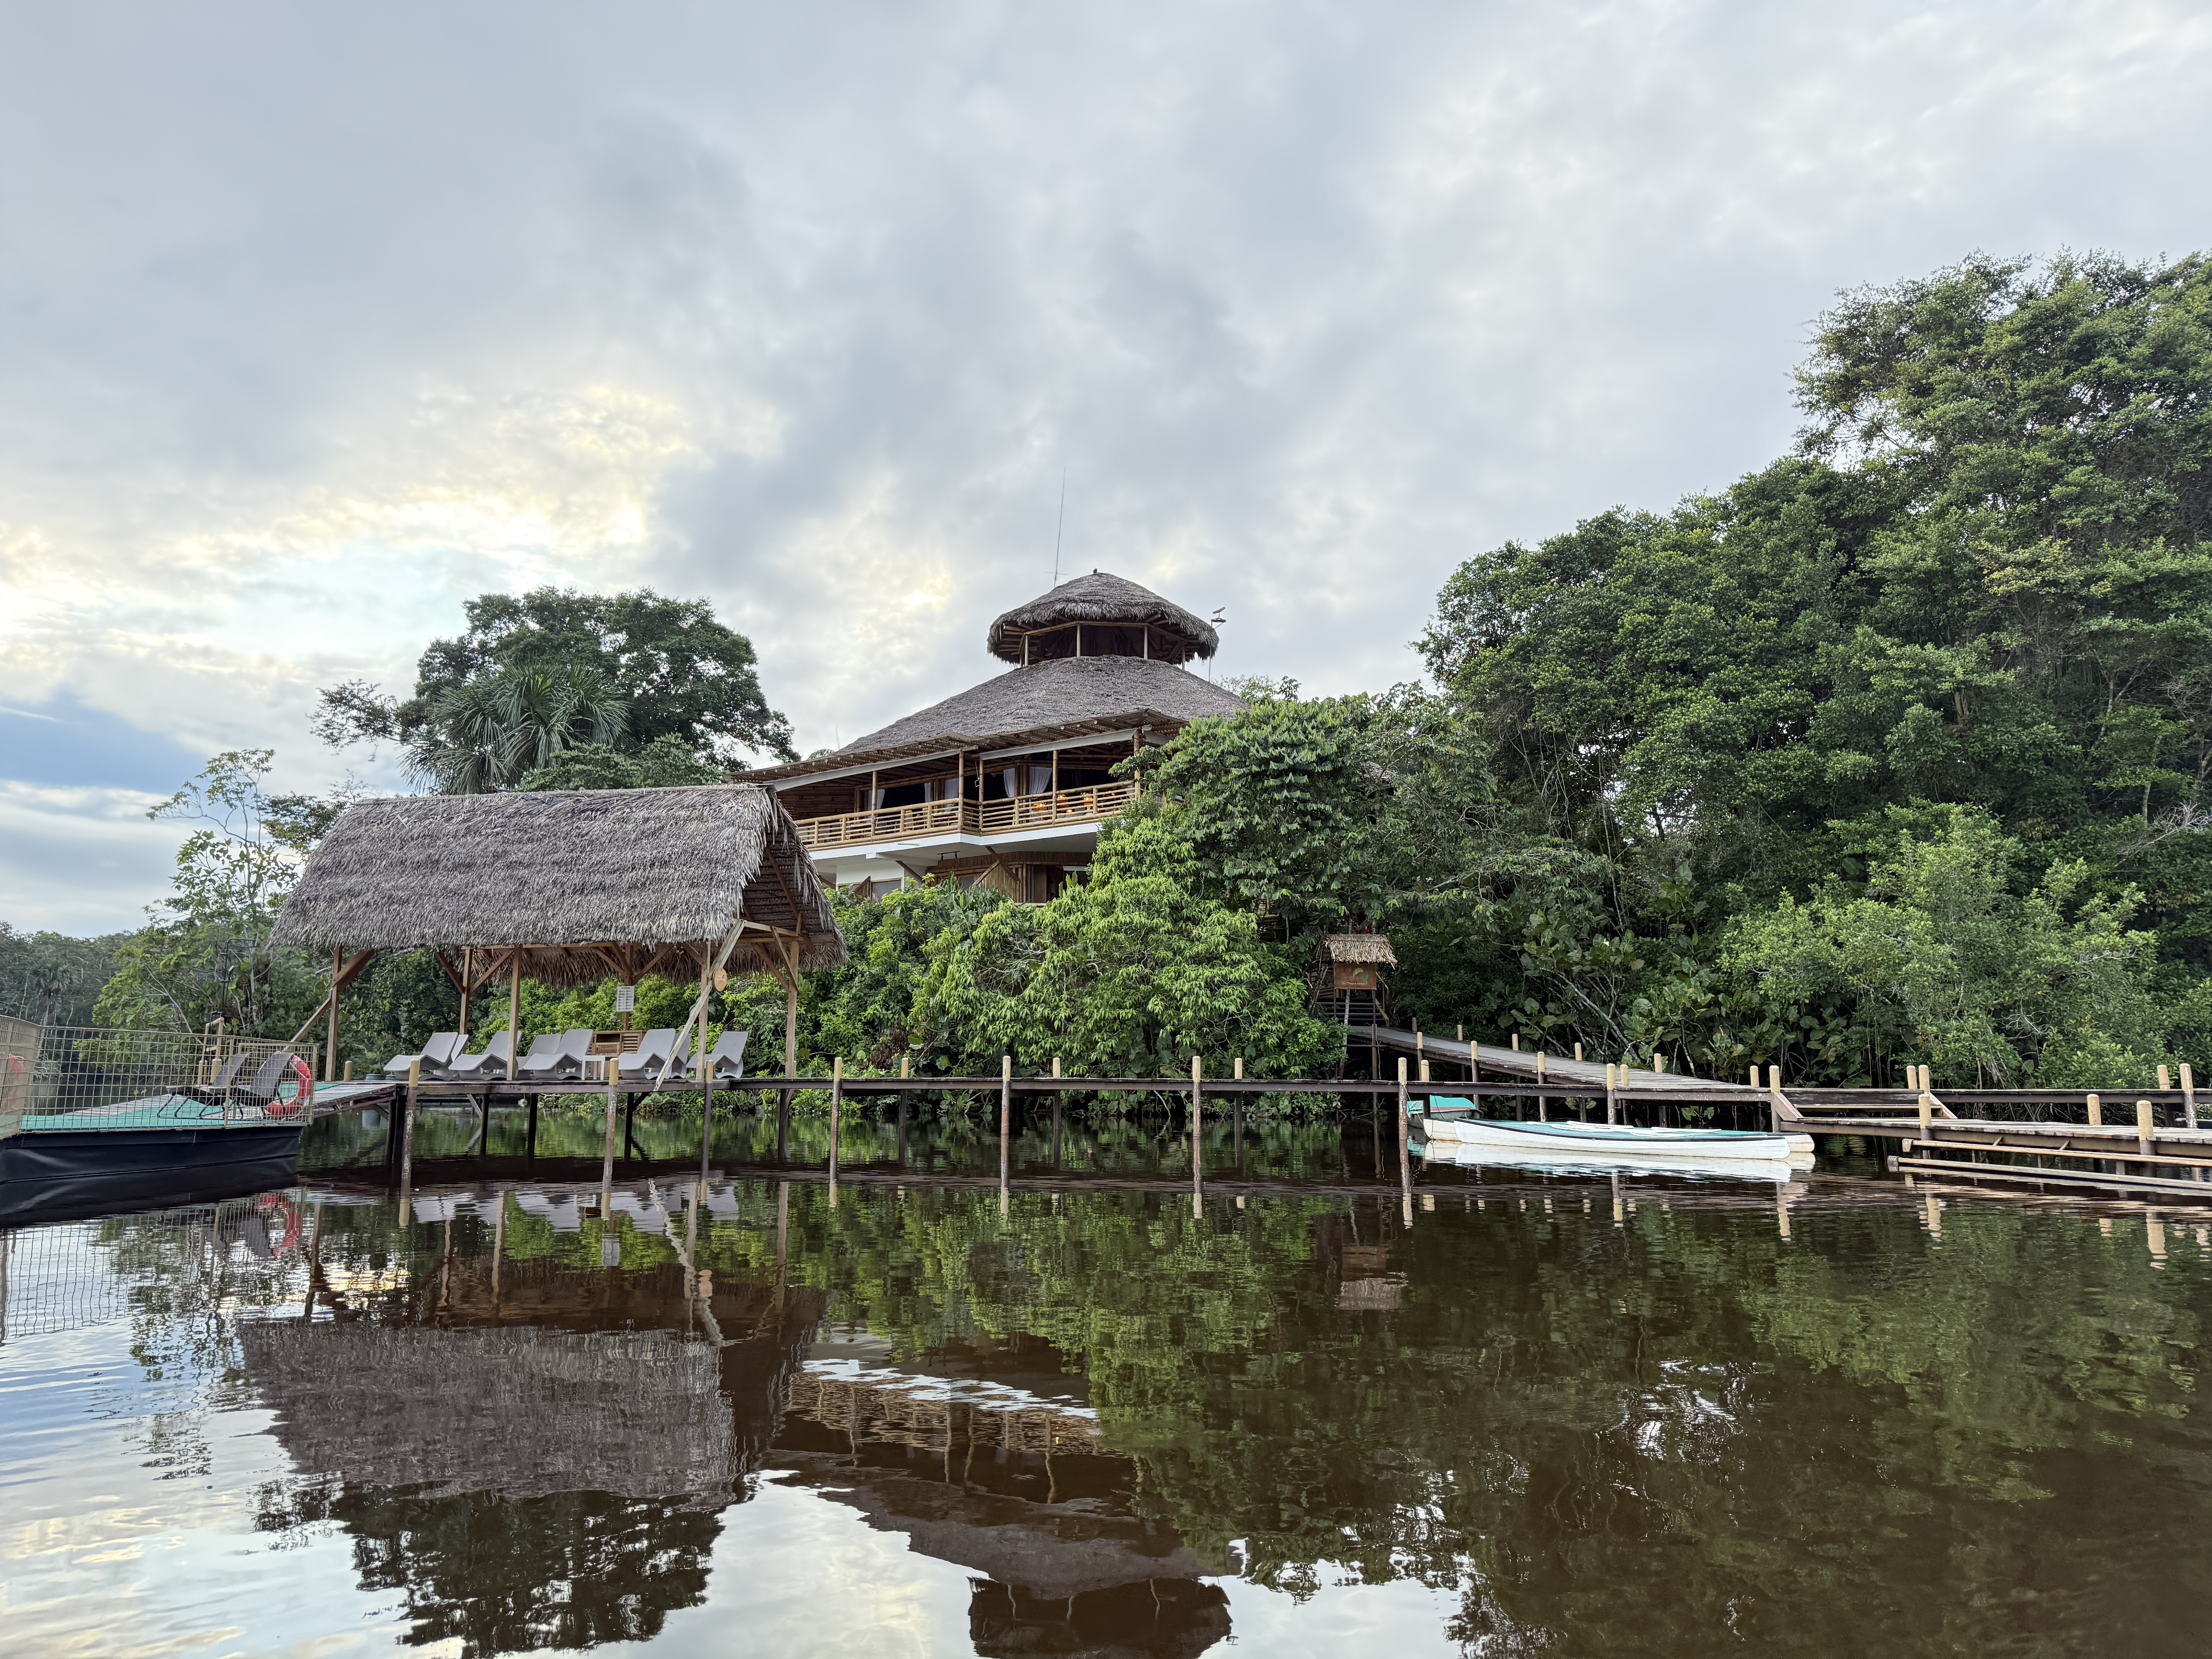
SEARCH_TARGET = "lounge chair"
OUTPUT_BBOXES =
[617,1029,680,1084]
[442,1030,515,1080]
[244,1047,310,1108]
[664,1029,747,1083]
[518,1027,594,1081]
[382,1032,463,1078]
[181,1051,254,1105]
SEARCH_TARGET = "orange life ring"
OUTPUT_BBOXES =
[269,1054,316,1116]
[256,1192,301,1252]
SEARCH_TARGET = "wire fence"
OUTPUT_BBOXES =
[2,1025,321,1125]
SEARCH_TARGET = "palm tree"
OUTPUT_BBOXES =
[407,665,630,793]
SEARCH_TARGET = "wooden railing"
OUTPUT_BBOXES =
[794,781,1135,850]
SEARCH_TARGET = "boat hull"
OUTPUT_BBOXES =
[0,1123,304,1224]
[1422,1116,1813,1162]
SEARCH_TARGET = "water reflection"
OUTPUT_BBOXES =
[4,1106,2212,1656]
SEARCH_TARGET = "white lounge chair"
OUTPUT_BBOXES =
[616,1028,680,1084]
[442,1030,515,1080]
[517,1028,594,1081]
[382,1032,462,1078]
[663,1029,747,1082]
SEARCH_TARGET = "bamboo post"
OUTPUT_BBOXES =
[2087,1092,2103,1127]
[507,952,520,1082]
[829,1055,844,1187]
[400,1057,420,1205]
[1234,1056,1243,1080]
[697,972,714,1188]
[326,946,342,1082]
[1191,1054,1203,1209]
[1395,1056,1412,1204]
[602,1060,619,1190]
[1000,1053,1012,1198]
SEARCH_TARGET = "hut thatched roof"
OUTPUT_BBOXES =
[269,784,843,983]
[1319,933,1396,965]
[834,655,1245,757]
[987,571,1219,663]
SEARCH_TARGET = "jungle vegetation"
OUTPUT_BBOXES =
[20,250,2212,1089]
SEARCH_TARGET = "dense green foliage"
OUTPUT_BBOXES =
[0,923,126,1026]
[314,585,795,787]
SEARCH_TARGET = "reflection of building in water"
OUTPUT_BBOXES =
[775,1340,1231,1659]
[240,1234,828,1657]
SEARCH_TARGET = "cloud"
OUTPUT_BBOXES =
[2,0,2209,929]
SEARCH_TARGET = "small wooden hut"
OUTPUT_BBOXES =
[269,784,844,1078]
[1314,933,1396,1028]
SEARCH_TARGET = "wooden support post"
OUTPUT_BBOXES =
[2087,1092,2103,1127]
[1768,1065,1783,1133]
[2139,1099,2155,1156]
[400,1057,420,1205]
[1191,1054,1203,1211]
[477,1089,491,1156]
[506,952,520,1082]
[1535,1051,1546,1123]
[1000,1053,1012,1199]
[1918,1092,1934,1135]
[2183,1063,2197,1132]
[624,1095,639,1160]
[1605,1063,1618,1125]
[492,1191,506,1307]
[526,1092,540,1159]
[1396,1056,1412,1205]
[697,978,714,1188]
[326,946,342,1082]
[2159,1064,2172,1092]
[829,1055,844,1187]
[602,1065,619,1192]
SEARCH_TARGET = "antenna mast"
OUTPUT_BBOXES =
[1052,470,1065,587]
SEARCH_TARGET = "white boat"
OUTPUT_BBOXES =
[1420,1113,1814,1164]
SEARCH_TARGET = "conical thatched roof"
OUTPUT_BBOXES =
[831,655,1245,757]
[1319,933,1396,965]
[269,784,843,983]
[986,571,1218,663]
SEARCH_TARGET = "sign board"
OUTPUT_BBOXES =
[1333,962,1376,990]
[614,984,636,1013]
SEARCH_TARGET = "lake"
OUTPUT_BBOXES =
[2,1098,2207,1656]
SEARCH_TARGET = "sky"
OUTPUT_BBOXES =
[3,1,2209,934]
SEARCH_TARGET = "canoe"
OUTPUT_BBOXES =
[1420,1112,1813,1163]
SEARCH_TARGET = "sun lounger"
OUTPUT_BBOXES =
[517,1028,594,1081]
[382,1032,463,1078]
[616,1028,680,1084]
[700,1029,748,1082]
[442,1030,515,1079]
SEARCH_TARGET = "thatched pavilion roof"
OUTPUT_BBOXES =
[987,571,1219,663]
[270,784,843,984]
[1319,933,1396,965]
[839,655,1245,756]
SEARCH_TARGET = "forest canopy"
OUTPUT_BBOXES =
[15,249,2210,1091]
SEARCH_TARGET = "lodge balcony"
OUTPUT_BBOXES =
[793,779,1136,852]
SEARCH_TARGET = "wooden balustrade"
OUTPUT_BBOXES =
[793,780,1133,850]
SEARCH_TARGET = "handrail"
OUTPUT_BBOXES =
[793,781,1135,849]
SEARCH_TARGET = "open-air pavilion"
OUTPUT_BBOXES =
[270,783,845,1137]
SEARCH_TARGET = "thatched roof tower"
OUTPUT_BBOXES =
[985,570,1219,665]
[270,783,843,984]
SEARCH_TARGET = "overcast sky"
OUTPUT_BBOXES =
[3,1,2207,933]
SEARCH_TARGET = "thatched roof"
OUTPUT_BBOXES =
[835,655,1245,757]
[269,784,844,983]
[987,571,1219,663]
[1319,933,1396,965]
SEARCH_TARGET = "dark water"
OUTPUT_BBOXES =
[4,1099,2210,1657]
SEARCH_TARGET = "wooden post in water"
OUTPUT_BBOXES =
[1918,1091,1933,1136]
[492,1191,506,1308]
[999,1053,1012,1201]
[1232,1056,1244,1165]
[828,1056,844,1194]
[1396,1056,1412,1210]
[399,1056,421,1203]
[1191,1054,1203,1215]
[601,1061,619,1193]
[1604,1063,1618,1125]
[506,953,520,1084]
[897,1053,910,1168]
[2183,1063,2197,1131]
[1768,1065,1783,1133]
[697,983,714,1188]
[2138,1099,2155,1157]
[1535,1051,1547,1123]
[526,1093,539,1161]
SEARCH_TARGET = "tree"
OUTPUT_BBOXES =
[315,587,795,777]
[518,735,725,793]
[94,751,333,1034]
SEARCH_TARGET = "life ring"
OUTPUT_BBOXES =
[256,1192,302,1253]
[268,1054,316,1116]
